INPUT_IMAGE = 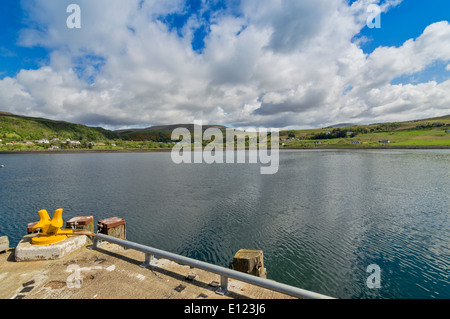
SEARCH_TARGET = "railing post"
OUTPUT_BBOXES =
[216,275,228,295]
[89,236,100,249]
[140,253,153,268]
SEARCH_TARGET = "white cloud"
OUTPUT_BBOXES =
[0,0,449,130]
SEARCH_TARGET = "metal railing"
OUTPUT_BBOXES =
[91,233,335,299]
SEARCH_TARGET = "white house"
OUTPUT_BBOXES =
[69,140,81,146]
[35,139,50,144]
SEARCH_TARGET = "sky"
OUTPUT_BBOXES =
[0,0,449,130]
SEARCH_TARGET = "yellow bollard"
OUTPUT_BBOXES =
[32,209,73,246]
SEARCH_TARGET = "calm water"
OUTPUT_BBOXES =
[0,150,448,299]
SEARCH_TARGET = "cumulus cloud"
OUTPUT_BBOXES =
[0,0,449,130]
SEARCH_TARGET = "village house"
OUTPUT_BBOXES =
[35,139,50,144]
[69,140,81,146]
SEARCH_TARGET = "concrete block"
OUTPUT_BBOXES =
[98,217,126,239]
[0,236,9,253]
[15,234,88,262]
[233,249,267,278]
[66,216,94,233]
[66,216,94,244]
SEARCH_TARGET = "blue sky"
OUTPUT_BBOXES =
[0,1,48,78]
[0,0,449,129]
[358,0,450,53]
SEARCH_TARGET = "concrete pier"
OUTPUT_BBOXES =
[0,239,297,300]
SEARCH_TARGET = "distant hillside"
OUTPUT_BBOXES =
[279,114,450,148]
[1,111,448,149]
[116,124,227,133]
[116,124,228,142]
[0,112,119,142]
[325,123,359,128]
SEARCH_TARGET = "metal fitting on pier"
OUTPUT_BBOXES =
[31,209,73,246]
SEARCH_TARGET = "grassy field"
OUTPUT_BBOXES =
[278,114,450,148]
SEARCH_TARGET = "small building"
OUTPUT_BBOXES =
[90,142,106,146]
[67,140,81,147]
[314,141,321,145]
[446,130,450,133]
[35,139,50,144]
[351,141,361,144]
[379,140,390,144]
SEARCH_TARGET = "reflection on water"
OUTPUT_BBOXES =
[0,150,449,299]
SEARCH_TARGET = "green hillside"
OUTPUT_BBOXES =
[1,111,449,151]
[279,114,450,148]
[117,124,228,142]
[0,112,118,145]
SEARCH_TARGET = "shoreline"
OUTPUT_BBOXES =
[0,145,449,155]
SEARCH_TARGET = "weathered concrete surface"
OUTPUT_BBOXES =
[0,241,296,299]
[14,234,88,262]
[233,249,267,278]
[0,236,9,253]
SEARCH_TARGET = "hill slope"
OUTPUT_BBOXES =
[116,124,228,142]
[1,111,449,150]
[0,112,119,142]
[279,114,450,148]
